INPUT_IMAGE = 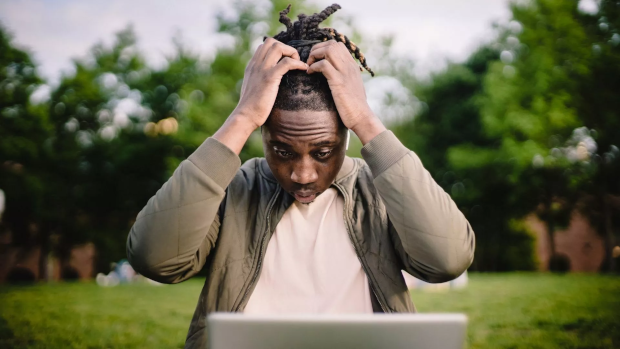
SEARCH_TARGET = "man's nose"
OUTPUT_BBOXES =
[290,157,318,185]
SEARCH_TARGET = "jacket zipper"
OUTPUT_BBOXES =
[233,186,281,312]
[333,183,391,313]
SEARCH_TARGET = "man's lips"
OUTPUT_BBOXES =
[293,191,317,203]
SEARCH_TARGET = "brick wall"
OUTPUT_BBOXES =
[526,212,605,272]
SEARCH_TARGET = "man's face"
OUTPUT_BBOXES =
[262,108,347,204]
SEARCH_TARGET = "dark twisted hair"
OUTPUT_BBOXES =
[269,3,373,113]
[273,4,374,76]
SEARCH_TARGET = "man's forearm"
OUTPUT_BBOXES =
[361,131,475,281]
[212,111,258,155]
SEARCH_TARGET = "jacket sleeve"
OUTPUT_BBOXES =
[361,131,475,283]
[126,137,241,284]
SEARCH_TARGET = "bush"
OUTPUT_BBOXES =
[549,254,571,273]
[6,267,35,283]
[61,266,80,280]
[470,219,538,271]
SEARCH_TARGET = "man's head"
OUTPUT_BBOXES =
[262,4,372,204]
[263,108,347,204]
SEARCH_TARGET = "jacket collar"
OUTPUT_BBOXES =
[258,156,357,185]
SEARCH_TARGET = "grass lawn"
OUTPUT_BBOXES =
[0,273,619,348]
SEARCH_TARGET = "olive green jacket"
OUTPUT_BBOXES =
[126,130,475,348]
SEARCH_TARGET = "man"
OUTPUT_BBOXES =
[126,4,475,348]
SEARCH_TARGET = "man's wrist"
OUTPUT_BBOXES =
[229,108,262,131]
[350,112,387,145]
[360,130,409,178]
[212,111,258,155]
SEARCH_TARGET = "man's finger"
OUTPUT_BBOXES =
[306,59,338,80]
[252,37,276,61]
[307,41,339,67]
[306,46,347,70]
[263,41,301,67]
[306,47,325,67]
[308,39,337,53]
[272,57,308,76]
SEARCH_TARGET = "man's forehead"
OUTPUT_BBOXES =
[266,127,339,145]
[269,138,338,147]
[264,109,342,145]
[268,108,340,128]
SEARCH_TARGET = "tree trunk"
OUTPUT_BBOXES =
[38,228,50,282]
[545,198,556,258]
[602,195,616,273]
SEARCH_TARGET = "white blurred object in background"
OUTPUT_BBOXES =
[96,259,162,286]
[0,189,5,221]
[402,271,468,292]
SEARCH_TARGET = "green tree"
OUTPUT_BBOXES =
[476,0,620,271]
[394,0,620,272]
[393,46,539,271]
[45,27,194,272]
[479,0,594,267]
[0,24,54,279]
[569,0,620,272]
[49,23,254,273]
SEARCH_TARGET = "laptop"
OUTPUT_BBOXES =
[208,313,467,349]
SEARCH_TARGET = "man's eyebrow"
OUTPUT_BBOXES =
[311,140,336,147]
[268,140,291,147]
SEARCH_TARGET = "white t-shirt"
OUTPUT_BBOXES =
[244,187,373,314]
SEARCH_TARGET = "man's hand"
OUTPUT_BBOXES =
[213,38,307,154]
[236,38,308,128]
[307,40,386,145]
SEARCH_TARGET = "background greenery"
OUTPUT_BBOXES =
[2,1,620,348]
[1,0,619,274]
[1,273,619,348]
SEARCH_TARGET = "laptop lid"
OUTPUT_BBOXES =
[208,313,467,349]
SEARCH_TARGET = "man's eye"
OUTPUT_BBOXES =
[275,150,292,158]
[316,151,332,158]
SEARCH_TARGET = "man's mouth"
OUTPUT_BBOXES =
[293,191,317,204]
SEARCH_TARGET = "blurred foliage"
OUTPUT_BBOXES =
[0,0,318,276]
[393,46,539,271]
[46,27,186,272]
[393,0,620,271]
[1,0,619,276]
[0,24,53,276]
